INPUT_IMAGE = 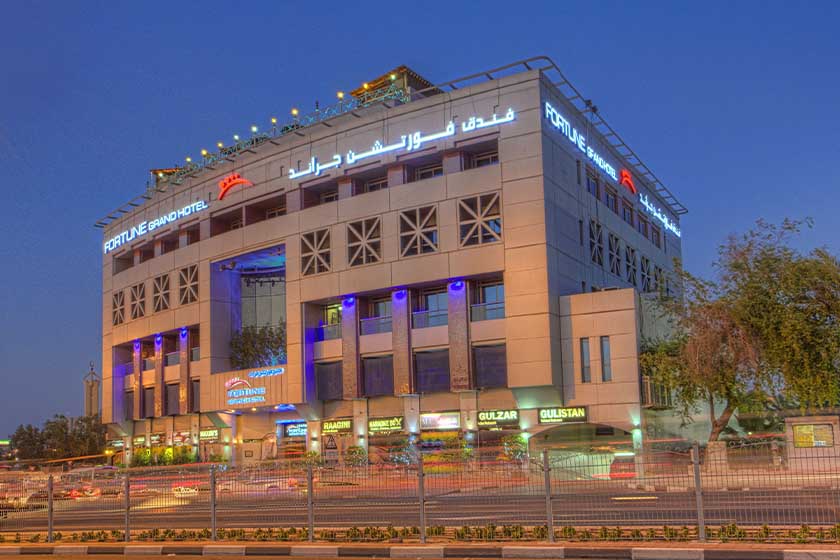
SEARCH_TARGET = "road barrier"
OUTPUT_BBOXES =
[0,441,838,543]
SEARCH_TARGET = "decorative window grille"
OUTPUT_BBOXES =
[301,228,331,276]
[112,290,125,326]
[130,282,145,320]
[179,265,198,305]
[589,220,603,266]
[458,193,502,247]
[153,274,170,312]
[399,206,438,257]
[608,234,622,277]
[347,217,382,267]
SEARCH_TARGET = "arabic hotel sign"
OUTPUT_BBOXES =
[538,406,588,424]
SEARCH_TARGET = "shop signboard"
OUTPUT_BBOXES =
[106,439,125,449]
[322,418,353,435]
[199,428,219,442]
[368,416,404,435]
[283,422,308,438]
[150,433,164,445]
[477,409,519,429]
[173,431,192,446]
[537,406,588,424]
[132,436,147,447]
[421,412,461,431]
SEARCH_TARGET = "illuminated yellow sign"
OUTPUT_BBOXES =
[368,416,404,434]
[322,418,353,434]
[477,409,519,429]
[538,407,588,424]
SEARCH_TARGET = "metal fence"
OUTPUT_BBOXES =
[2,441,839,543]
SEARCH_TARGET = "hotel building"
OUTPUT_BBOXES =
[98,57,685,463]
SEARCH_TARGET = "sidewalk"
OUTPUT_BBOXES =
[1,542,840,559]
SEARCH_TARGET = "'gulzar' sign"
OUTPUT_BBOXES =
[103,200,208,254]
[477,409,519,429]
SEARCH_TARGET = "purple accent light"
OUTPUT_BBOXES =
[342,296,355,307]
[133,340,141,351]
[180,327,188,339]
[449,280,465,291]
[154,333,162,346]
[394,289,407,300]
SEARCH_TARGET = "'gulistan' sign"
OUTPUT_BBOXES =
[538,407,588,424]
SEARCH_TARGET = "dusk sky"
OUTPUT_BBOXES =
[1,1,837,437]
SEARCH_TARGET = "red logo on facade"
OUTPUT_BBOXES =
[218,173,253,200]
[225,377,251,390]
[619,169,637,194]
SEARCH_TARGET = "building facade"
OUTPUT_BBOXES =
[99,59,685,464]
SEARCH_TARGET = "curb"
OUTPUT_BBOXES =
[0,544,836,559]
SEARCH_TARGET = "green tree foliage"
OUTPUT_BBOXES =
[229,325,287,370]
[641,219,840,441]
[9,415,106,460]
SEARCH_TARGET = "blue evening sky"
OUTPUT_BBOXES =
[0,1,837,437]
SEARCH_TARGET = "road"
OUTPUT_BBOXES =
[2,486,839,533]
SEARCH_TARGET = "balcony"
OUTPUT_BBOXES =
[470,301,505,322]
[412,309,448,329]
[360,316,392,335]
[142,358,155,371]
[114,362,134,377]
[164,351,180,366]
[316,323,342,342]
[190,347,200,362]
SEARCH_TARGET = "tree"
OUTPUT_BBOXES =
[641,219,840,442]
[10,424,46,460]
[229,325,287,370]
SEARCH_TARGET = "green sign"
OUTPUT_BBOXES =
[368,416,404,434]
[199,428,219,441]
[132,436,147,446]
[322,418,353,435]
[538,407,588,424]
[477,409,519,429]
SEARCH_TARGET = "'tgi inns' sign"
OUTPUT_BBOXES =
[103,200,208,254]
[538,406,588,424]
[225,376,266,406]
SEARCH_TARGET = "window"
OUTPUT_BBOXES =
[600,336,612,382]
[112,290,125,326]
[229,217,243,230]
[625,245,637,286]
[324,303,342,326]
[641,256,652,292]
[472,281,504,321]
[474,344,507,388]
[347,217,382,267]
[315,361,343,401]
[318,303,342,341]
[363,177,388,192]
[415,349,450,393]
[414,289,448,328]
[362,297,392,335]
[576,160,582,185]
[370,297,391,319]
[130,282,146,320]
[653,265,664,293]
[608,234,622,277]
[124,391,134,420]
[622,200,635,226]
[415,163,443,181]
[637,215,649,238]
[240,271,286,331]
[319,190,339,204]
[400,206,438,257]
[589,220,603,266]
[605,188,618,214]
[165,384,180,416]
[301,228,331,276]
[580,338,591,383]
[189,379,200,413]
[651,226,662,249]
[142,387,154,419]
[153,274,170,313]
[586,173,600,198]
[458,192,502,246]
[471,151,499,168]
[265,202,286,219]
[793,424,835,448]
[362,355,394,397]
[179,265,198,305]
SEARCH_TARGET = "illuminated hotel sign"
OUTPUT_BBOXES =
[639,194,682,238]
[103,200,209,254]
[248,367,284,379]
[477,409,519,429]
[544,102,617,181]
[288,109,516,180]
[538,406,588,424]
[322,418,353,435]
[420,412,461,431]
[283,422,308,438]
[368,416,404,434]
